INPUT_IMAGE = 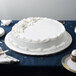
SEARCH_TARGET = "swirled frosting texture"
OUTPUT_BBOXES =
[12,17,65,42]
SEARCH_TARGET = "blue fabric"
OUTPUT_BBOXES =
[0,20,76,67]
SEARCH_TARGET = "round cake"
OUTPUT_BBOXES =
[5,17,72,55]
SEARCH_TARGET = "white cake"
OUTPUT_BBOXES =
[10,17,66,50]
[5,17,72,55]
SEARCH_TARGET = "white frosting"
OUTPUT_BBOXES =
[72,50,76,56]
[0,27,5,37]
[12,17,65,42]
[1,20,12,26]
[9,17,67,52]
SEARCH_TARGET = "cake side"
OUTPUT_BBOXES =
[10,31,67,50]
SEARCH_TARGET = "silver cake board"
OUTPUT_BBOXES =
[5,32,72,56]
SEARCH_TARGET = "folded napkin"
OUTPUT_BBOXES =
[1,20,12,26]
[0,47,19,64]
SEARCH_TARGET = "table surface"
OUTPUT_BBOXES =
[0,20,76,67]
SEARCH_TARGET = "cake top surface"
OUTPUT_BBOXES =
[72,50,76,56]
[12,17,65,41]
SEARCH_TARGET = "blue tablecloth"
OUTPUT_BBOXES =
[0,20,76,67]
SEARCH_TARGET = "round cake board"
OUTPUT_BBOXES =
[5,32,72,56]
